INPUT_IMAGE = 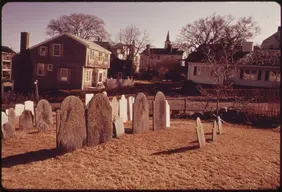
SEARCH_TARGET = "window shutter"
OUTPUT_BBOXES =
[258,70,262,80]
[50,44,53,56]
[265,71,269,81]
[240,69,244,79]
[60,44,64,57]
[193,66,197,76]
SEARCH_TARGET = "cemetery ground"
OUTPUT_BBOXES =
[2,117,280,190]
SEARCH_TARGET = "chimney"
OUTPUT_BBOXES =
[146,44,150,55]
[242,41,254,52]
[20,32,30,54]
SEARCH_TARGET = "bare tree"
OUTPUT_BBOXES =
[46,13,108,41]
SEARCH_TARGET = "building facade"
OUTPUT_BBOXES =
[261,26,281,50]
[1,46,16,92]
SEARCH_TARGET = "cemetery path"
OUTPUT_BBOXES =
[1,119,280,190]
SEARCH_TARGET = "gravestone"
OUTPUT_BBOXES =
[2,123,15,139]
[7,108,16,129]
[15,104,25,117]
[6,109,9,115]
[119,95,128,122]
[102,91,107,96]
[132,93,149,134]
[111,97,119,121]
[86,93,113,146]
[2,112,8,126]
[57,96,86,153]
[24,100,34,115]
[56,110,60,148]
[19,110,34,130]
[85,93,94,107]
[166,100,170,128]
[35,99,53,131]
[153,91,166,131]
[128,96,135,121]
[113,116,125,138]
[212,120,217,142]
[196,117,206,148]
[218,116,223,134]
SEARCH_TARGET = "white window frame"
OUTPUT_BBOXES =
[47,64,53,71]
[60,68,69,81]
[104,54,109,62]
[243,69,258,80]
[90,50,95,60]
[85,69,92,82]
[53,44,61,56]
[39,46,48,56]
[37,63,45,76]
[98,52,103,61]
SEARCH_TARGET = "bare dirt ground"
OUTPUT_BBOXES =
[1,118,280,190]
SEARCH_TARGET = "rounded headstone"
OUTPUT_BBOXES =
[133,93,149,134]
[2,123,15,139]
[7,108,16,129]
[111,97,119,121]
[19,110,34,130]
[153,91,166,131]
[57,96,86,153]
[114,116,125,138]
[87,93,113,146]
[119,95,128,122]
[35,99,53,131]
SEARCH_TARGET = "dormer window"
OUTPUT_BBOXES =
[53,44,61,56]
[39,46,48,56]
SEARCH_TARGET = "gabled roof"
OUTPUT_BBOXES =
[27,33,111,54]
[93,41,112,52]
[2,46,16,53]
[141,48,184,55]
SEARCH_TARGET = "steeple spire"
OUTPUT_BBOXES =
[166,31,170,41]
[164,30,171,49]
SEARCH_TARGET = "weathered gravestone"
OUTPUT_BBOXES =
[113,116,125,138]
[111,97,119,121]
[166,100,170,128]
[15,104,25,117]
[86,93,113,146]
[218,116,223,135]
[19,110,34,130]
[35,99,53,131]
[57,96,86,153]
[24,100,34,115]
[7,108,16,130]
[212,120,217,142]
[6,109,9,115]
[196,117,206,148]
[153,91,166,131]
[119,95,128,122]
[2,111,8,126]
[128,96,135,121]
[132,93,149,134]
[56,110,60,148]
[2,123,15,139]
[85,93,94,107]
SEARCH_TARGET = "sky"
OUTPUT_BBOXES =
[2,2,281,52]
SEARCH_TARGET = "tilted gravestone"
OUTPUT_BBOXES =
[212,120,217,142]
[218,116,223,135]
[57,96,86,153]
[86,93,113,147]
[7,108,16,131]
[85,93,94,107]
[15,104,25,117]
[196,117,206,148]
[153,91,166,131]
[24,100,34,115]
[2,123,15,139]
[19,110,34,130]
[119,95,128,122]
[111,97,119,121]
[2,112,8,126]
[166,100,170,128]
[132,93,149,134]
[128,96,135,121]
[35,99,53,131]
[113,116,125,138]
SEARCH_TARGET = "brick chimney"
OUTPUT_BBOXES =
[20,32,30,54]
[146,44,150,55]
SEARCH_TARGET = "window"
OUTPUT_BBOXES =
[37,63,45,76]
[90,50,95,60]
[98,52,103,61]
[268,71,280,82]
[53,44,61,56]
[98,72,103,82]
[85,70,92,82]
[47,64,53,71]
[60,68,69,81]
[243,69,258,80]
[104,54,109,62]
[2,62,11,70]
[193,66,197,76]
[39,46,48,56]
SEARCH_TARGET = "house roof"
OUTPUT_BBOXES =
[237,50,281,66]
[2,46,16,53]
[141,48,184,55]
[93,41,112,52]
[27,33,111,54]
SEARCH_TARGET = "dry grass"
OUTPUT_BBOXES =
[1,119,280,190]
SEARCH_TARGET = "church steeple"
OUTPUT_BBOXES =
[166,31,170,41]
[164,30,171,49]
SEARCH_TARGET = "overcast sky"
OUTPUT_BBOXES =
[2,2,281,52]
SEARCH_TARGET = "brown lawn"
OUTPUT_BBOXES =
[1,119,280,190]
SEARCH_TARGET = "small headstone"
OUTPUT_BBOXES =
[153,91,166,131]
[85,93,94,107]
[2,123,15,139]
[15,104,25,117]
[7,108,16,129]
[6,109,9,115]
[218,116,223,134]
[132,93,149,134]
[119,95,128,122]
[196,117,206,148]
[19,110,34,130]
[35,99,53,131]
[113,116,125,138]
[110,97,119,121]
[86,93,113,146]
[212,120,217,142]
[128,96,135,121]
[166,100,170,128]
[102,91,107,96]
[57,96,86,153]
[2,112,8,126]
[56,110,60,148]
[24,100,34,115]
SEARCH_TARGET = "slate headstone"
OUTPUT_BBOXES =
[218,116,223,134]
[15,104,25,117]
[132,93,149,134]
[111,97,119,121]
[119,95,128,122]
[166,100,170,128]
[113,116,125,138]
[56,109,60,148]
[85,93,94,107]
[57,96,86,153]
[7,108,16,130]
[153,91,166,131]
[19,110,34,130]
[128,96,135,121]
[196,117,206,148]
[2,123,15,139]
[24,100,34,115]
[86,93,113,146]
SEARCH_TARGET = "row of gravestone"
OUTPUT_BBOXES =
[195,116,223,148]
[56,91,171,153]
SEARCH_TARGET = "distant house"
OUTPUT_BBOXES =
[261,26,280,50]
[1,46,16,92]
[12,32,111,94]
[186,42,280,88]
